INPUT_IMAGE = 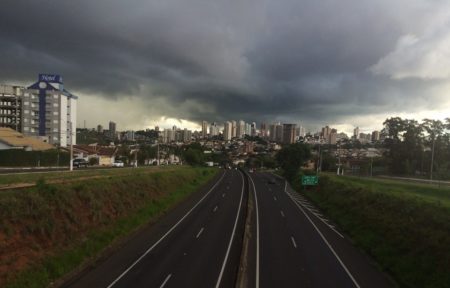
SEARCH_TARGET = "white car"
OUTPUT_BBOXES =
[113,160,124,167]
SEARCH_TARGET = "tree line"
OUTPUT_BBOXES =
[382,117,450,179]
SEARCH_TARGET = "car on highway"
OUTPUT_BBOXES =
[112,160,124,167]
[72,158,89,168]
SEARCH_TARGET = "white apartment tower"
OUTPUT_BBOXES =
[202,121,208,138]
[223,121,232,141]
[1,74,77,147]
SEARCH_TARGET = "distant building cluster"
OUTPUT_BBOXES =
[0,74,77,147]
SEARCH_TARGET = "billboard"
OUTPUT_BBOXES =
[39,74,63,83]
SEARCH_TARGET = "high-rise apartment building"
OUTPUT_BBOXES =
[299,126,306,137]
[237,120,245,138]
[223,121,232,141]
[0,85,23,132]
[209,122,219,137]
[275,123,283,143]
[251,122,257,136]
[109,121,117,139]
[372,130,380,142]
[0,75,78,147]
[202,121,208,138]
[282,124,296,144]
[231,120,237,138]
[260,122,267,138]
[97,124,103,133]
[354,127,360,140]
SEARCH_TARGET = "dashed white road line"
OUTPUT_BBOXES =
[273,196,277,201]
[196,227,205,238]
[215,171,245,288]
[106,171,227,288]
[213,205,218,212]
[222,193,226,198]
[159,274,172,288]
[290,236,297,248]
[280,210,285,218]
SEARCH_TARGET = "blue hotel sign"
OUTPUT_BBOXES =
[39,74,63,83]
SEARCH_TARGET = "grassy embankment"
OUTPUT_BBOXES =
[0,166,218,288]
[292,174,450,288]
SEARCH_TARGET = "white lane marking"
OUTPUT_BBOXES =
[196,227,205,238]
[280,210,285,218]
[106,171,227,288]
[285,186,361,288]
[159,274,172,288]
[222,193,226,198]
[248,173,260,288]
[213,205,218,212]
[215,171,245,288]
[273,196,277,201]
[288,188,345,239]
[291,236,297,248]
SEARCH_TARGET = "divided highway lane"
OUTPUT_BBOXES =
[249,172,393,288]
[64,169,247,288]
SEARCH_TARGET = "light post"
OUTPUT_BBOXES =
[430,137,435,181]
[337,144,342,175]
[69,121,73,171]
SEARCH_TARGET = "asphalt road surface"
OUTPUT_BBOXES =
[247,172,393,288]
[63,169,247,288]
[63,169,394,288]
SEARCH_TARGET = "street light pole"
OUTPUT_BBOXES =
[430,137,435,181]
[69,121,73,171]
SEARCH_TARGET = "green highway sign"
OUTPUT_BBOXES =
[302,175,319,186]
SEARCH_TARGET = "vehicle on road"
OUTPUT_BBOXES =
[112,160,124,167]
[72,158,89,168]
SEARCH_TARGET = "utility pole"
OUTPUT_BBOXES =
[157,141,160,166]
[69,121,73,171]
[430,137,435,181]
[337,144,341,175]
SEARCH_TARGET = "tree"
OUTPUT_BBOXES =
[276,143,311,181]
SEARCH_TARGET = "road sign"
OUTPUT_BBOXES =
[302,175,318,186]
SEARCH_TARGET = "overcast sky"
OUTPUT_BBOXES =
[1,0,450,134]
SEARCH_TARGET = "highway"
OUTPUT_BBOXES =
[247,172,393,288]
[63,169,394,288]
[63,169,247,288]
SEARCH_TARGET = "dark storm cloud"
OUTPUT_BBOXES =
[1,0,448,128]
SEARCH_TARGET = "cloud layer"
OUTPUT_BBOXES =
[1,0,450,131]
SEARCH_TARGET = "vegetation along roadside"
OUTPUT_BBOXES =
[0,166,218,288]
[292,174,450,288]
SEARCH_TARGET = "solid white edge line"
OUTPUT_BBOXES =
[215,171,245,288]
[196,227,205,238]
[279,174,345,239]
[106,170,227,288]
[284,180,361,288]
[159,274,172,288]
[248,173,260,288]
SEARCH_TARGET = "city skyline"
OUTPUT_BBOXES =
[1,1,450,135]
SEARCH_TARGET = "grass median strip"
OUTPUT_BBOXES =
[294,174,450,288]
[1,166,218,288]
